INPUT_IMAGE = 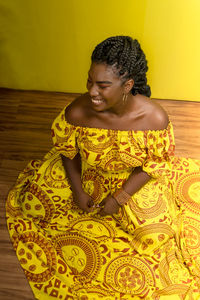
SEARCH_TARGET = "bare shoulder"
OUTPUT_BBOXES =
[65,93,90,125]
[147,99,169,130]
[136,96,169,130]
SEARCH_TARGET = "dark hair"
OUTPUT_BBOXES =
[91,36,151,97]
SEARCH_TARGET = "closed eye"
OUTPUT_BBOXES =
[99,85,108,89]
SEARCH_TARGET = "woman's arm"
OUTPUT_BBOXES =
[122,167,150,195]
[61,154,94,212]
[99,167,151,216]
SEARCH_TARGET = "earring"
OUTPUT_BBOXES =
[122,93,128,104]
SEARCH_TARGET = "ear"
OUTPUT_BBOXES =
[124,79,134,93]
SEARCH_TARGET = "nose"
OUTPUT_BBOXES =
[88,84,99,98]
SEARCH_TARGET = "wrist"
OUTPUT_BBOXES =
[112,188,132,206]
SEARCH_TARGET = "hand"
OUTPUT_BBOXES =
[73,191,94,213]
[99,194,121,216]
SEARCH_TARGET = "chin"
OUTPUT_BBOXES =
[92,106,105,112]
[91,102,106,112]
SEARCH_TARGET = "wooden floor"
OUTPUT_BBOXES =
[0,88,200,300]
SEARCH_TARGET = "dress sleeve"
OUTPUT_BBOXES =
[51,107,79,159]
[142,122,175,178]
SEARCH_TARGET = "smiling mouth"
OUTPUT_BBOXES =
[91,98,105,105]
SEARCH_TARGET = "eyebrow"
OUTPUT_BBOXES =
[88,74,112,84]
[96,80,112,84]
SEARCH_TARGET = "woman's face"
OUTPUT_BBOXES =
[86,62,126,112]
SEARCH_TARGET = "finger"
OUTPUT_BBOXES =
[80,203,93,213]
[99,199,106,207]
[99,211,106,216]
[85,207,93,213]
[87,199,94,208]
[99,208,108,216]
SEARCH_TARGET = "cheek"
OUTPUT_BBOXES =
[86,82,90,90]
[108,88,123,100]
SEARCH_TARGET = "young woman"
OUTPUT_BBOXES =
[6,36,200,299]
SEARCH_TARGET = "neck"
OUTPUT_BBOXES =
[107,94,135,117]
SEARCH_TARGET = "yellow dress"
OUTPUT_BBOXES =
[6,105,200,299]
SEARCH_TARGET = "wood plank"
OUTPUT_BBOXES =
[155,99,200,159]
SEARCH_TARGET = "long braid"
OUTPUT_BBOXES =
[91,36,151,97]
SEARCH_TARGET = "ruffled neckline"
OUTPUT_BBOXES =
[62,107,172,135]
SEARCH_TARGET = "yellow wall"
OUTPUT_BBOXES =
[143,0,200,101]
[0,0,200,101]
[0,0,146,93]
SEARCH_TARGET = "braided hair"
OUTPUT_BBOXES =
[91,36,151,97]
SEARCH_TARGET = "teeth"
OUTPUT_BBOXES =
[91,99,104,105]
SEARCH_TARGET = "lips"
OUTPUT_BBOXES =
[91,98,105,105]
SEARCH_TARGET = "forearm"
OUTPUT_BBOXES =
[61,153,94,212]
[61,153,83,195]
[122,167,151,196]
[100,167,151,215]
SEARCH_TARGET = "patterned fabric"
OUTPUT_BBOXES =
[6,105,200,299]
